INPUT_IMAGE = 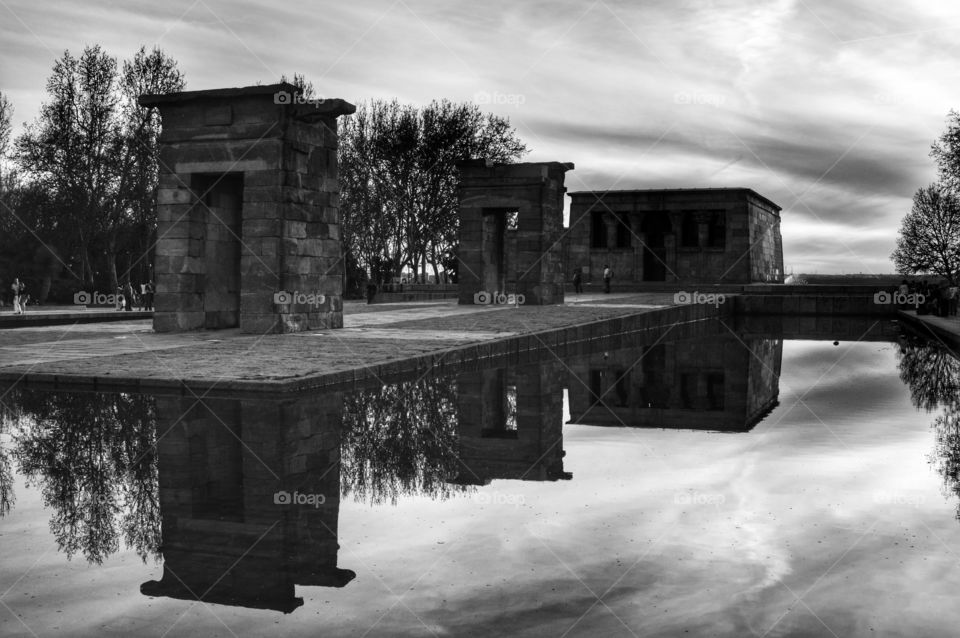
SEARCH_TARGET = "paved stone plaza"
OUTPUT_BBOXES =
[0,293,681,392]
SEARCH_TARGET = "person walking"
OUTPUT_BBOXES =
[10,278,25,314]
[572,267,583,294]
[602,264,613,294]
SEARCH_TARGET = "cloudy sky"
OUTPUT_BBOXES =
[3,0,959,274]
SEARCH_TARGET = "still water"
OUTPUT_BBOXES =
[1,318,959,637]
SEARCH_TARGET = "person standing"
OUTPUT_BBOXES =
[602,264,613,294]
[897,279,909,309]
[144,280,155,311]
[123,281,135,312]
[572,267,583,294]
[10,278,24,314]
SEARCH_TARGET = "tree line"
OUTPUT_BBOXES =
[0,50,527,305]
[0,45,183,303]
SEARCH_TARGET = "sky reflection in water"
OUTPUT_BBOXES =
[1,321,959,637]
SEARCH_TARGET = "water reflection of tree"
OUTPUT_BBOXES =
[5,376,472,563]
[341,375,465,504]
[898,336,960,518]
[9,389,160,563]
[897,338,960,411]
[0,400,17,517]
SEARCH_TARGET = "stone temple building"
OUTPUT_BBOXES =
[565,188,784,285]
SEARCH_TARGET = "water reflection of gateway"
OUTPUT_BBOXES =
[140,394,355,613]
[567,333,783,432]
[450,361,572,485]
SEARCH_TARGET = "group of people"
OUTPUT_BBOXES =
[115,281,155,311]
[570,265,615,294]
[900,279,958,317]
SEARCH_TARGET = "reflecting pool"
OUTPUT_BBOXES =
[2,317,959,637]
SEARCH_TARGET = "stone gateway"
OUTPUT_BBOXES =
[139,83,354,333]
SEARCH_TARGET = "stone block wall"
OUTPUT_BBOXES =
[457,160,573,305]
[141,84,354,333]
[747,193,785,283]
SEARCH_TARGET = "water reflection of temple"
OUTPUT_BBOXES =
[567,333,782,432]
[450,361,572,485]
[140,394,354,613]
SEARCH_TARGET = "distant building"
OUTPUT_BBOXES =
[566,188,784,285]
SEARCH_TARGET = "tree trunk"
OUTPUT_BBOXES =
[107,231,119,292]
[79,242,94,289]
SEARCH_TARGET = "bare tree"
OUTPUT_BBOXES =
[932,110,960,190]
[891,183,960,285]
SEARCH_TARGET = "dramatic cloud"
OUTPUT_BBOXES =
[3,0,958,272]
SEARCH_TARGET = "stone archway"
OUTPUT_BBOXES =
[141,83,354,333]
[456,160,574,305]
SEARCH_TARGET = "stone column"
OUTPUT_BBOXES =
[603,212,619,249]
[664,344,678,409]
[694,211,712,248]
[664,234,677,283]
[666,212,683,283]
[630,214,645,282]
[694,373,709,410]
